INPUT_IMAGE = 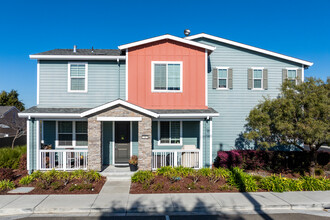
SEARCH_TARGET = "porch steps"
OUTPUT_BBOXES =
[100,165,136,181]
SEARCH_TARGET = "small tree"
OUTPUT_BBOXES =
[244,77,330,175]
[0,90,25,111]
[0,113,26,149]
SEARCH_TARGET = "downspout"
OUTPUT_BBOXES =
[117,58,120,98]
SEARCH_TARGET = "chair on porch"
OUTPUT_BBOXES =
[181,145,198,168]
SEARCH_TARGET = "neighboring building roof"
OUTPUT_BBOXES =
[30,49,125,60]
[186,33,313,67]
[0,106,17,118]
[118,34,216,52]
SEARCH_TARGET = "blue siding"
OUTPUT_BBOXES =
[39,60,126,108]
[194,38,302,164]
[28,119,37,171]
[102,121,113,165]
[43,121,55,149]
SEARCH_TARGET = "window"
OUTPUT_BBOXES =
[218,69,228,89]
[68,63,87,92]
[287,69,297,85]
[253,69,263,89]
[58,121,73,146]
[153,62,182,92]
[57,121,88,148]
[159,121,182,145]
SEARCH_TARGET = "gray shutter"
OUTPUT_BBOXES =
[212,68,218,89]
[248,68,253,89]
[228,68,233,89]
[263,69,268,90]
[297,69,302,84]
[282,69,287,82]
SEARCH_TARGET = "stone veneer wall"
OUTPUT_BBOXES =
[87,105,152,171]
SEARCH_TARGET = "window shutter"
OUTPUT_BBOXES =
[282,69,287,82]
[297,69,303,84]
[248,69,253,89]
[228,68,233,89]
[263,69,268,90]
[212,68,218,89]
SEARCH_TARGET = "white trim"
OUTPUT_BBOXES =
[286,68,298,85]
[36,120,40,170]
[37,60,40,105]
[126,49,128,100]
[118,34,216,51]
[153,118,202,121]
[130,121,132,157]
[251,68,264,90]
[97,117,142,121]
[151,61,183,93]
[205,49,208,106]
[158,113,219,118]
[158,121,183,146]
[18,113,82,118]
[209,119,213,168]
[68,62,88,93]
[81,99,159,118]
[112,122,115,165]
[30,55,126,60]
[186,33,313,66]
[26,120,30,171]
[199,120,203,169]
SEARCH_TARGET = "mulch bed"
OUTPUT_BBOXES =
[130,175,241,194]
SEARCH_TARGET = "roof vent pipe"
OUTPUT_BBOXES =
[73,45,77,53]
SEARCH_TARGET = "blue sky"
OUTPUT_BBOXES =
[0,0,329,108]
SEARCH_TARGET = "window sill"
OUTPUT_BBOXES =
[251,88,264,91]
[67,90,88,93]
[158,143,183,146]
[56,146,88,149]
[152,90,182,93]
[216,88,230,90]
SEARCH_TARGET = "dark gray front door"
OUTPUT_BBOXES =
[115,121,130,164]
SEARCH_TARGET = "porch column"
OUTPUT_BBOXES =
[138,116,152,170]
[87,117,102,171]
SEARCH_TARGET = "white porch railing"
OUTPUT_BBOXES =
[40,150,88,170]
[152,149,200,170]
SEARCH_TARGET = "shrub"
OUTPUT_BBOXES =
[156,166,175,177]
[19,154,27,171]
[151,182,164,191]
[169,184,180,191]
[186,182,196,190]
[0,180,15,191]
[190,169,203,183]
[260,175,290,192]
[0,168,14,181]
[174,166,194,177]
[214,151,243,168]
[131,170,154,184]
[0,146,26,169]
[85,170,101,182]
[300,176,329,191]
[19,175,34,185]
[228,167,258,192]
[314,168,325,176]
[208,168,229,183]
[199,167,211,177]
[50,181,63,190]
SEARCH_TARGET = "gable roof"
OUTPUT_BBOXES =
[0,106,17,118]
[80,99,159,118]
[118,34,216,51]
[30,49,125,60]
[186,33,313,67]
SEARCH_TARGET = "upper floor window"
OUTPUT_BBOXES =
[57,121,88,148]
[218,69,228,89]
[213,67,233,89]
[152,62,182,92]
[158,121,182,145]
[68,62,88,92]
[253,69,263,89]
[287,69,297,85]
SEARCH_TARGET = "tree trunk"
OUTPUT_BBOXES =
[11,130,19,149]
[310,147,317,176]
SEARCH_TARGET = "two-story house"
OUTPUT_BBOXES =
[19,33,313,172]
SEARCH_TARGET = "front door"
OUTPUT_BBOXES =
[115,121,130,164]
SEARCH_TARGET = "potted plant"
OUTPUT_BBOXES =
[129,155,138,171]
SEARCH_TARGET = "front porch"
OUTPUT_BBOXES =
[22,100,218,172]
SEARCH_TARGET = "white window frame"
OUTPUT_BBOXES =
[56,121,88,148]
[216,67,229,90]
[68,62,88,93]
[252,67,264,90]
[158,121,183,146]
[286,68,298,85]
[151,61,183,93]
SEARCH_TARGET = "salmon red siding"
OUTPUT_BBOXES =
[127,39,207,109]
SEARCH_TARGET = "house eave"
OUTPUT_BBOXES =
[29,55,126,60]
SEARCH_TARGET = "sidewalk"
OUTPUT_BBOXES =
[0,180,329,217]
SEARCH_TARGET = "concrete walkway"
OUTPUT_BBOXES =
[0,180,329,217]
